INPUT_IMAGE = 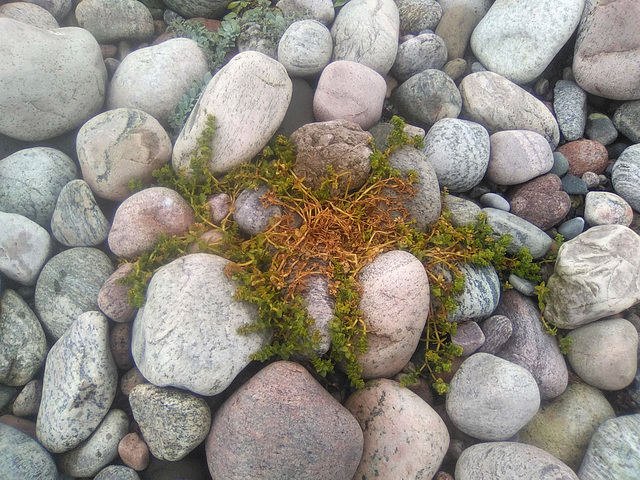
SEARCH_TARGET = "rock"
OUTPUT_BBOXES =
[275,78,315,138]
[76,0,153,43]
[0,422,58,480]
[470,0,585,85]
[545,225,640,329]
[0,2,58,29]
[396,0,441,34]
[434,4,476,61]
[330,0,399,75]
[479,193,509,211]
[12,379,42,417]
[0,384,18,411]
[129,384,210,461]
[561,173,588,195]
[110,322,133,370]
[276,0,335,25]
[477,314,512,354]
[0,147,77,228]
[567,318,638,390]
[173,51,292,176]
[290,120,372,194]
[161,0,230,18]
[51,179,110,247]
[443,195,482,227]
[456,442,579,480]
[233,185,282,236]
[108,187,195,258]
[95,465,141,480]
[391,33,447,82]
[0,290,48,387]
[313,61,386,130]
[77,108,172,202]
[346,378,449,479]
[120,367,146,397]
[448,263,500,323]
[451,321,485,356]
[558,216,585,240]
[58,409,129,477]
[554,80,588,141]
[573,0,640,100]
[421,118,489,193]
[550,151,570,177]
[613,100,640,143]
[35,247,114,339]
[585,191,634,226]
[509,174,571,230]
[131,254,268,396]
[236,22,279,59]
[22,0,72,19]
[206,193,232,224]
[392,69,462,129]
[556,139,609,176]
[459,71,560,147]
[356,250,430,379]
[579,414,640,480]
[277,20,332,78]
[582,171,601,189]
[98,263,137,323]
[119,432,150,471]
[519,383,615,470]
[442,57,467,81]
[508,274,536,296]
[297,274,333,355]
[586,113,618,146]
[36,311,117,453]
[494,290,568,400]
[482,208,553,259]
[612,144,640,212]
[0,19,107,141]
[446,353,540,440]
[486,130,554,185]
[206,361,363,480]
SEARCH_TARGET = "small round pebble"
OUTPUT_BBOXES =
[557,217,585,240]
[581,171,600,189]
[561,174,588,195]
[451,321,485,356]
[479,192,510,211]
[12,379,42,417]
[508,274,536,296]
[550,152,570,177]
[120,367,147,396]
[119,432,150,471]
[94,465,141,480]
[585,113,618,146]
[584,191,634,226]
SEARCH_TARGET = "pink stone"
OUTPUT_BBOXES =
[118,432,150,471]
[556,139,609,176]
[98,263,137,322]
[510,173,571,230]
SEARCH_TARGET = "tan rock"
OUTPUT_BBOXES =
[98,263,137,323]
[118,432,150,471]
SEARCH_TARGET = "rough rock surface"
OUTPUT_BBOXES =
[75,0,154,43]
[277,20,332,77]
[0,2,59,29]
[447,263,500,323]
[483,208,553,259]
[612,144,640,212]
[0,422,58,480]
[509,174,571,230]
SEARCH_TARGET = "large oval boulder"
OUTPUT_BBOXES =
[0,422,58,480]
[75,0,153,43]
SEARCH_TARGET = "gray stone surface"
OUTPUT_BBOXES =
[613,100,640,143]
[131,254,268,396]
[35,247,114,339]
[277,20,332,77]
[554,80,588,142]
[508,274,536,296]
[36,311,117,453]
[0,384,17,410]
[479,193,509,211]
[421,118,489,193]
[612,144,640,212]
[0,147,77,228]
[276,0,335,25]
[585,113,618,145]
[545,225,640,329]
[482,208,553,259]
[550,151,570,177]
[0,290,47,387]
[0,19,107,141]
[76,0,153,43]
[0,2,58,32]
[396,0,441,34]
[234,185,283,236]
[300,274,333,355]
[173,51,292,176]
[584,191,634,227]
[477,314,512,354]
[0,422,58,480]
[448,263,500,323]
[391,33,447,82]
[558,216,585,240]
[12,379,42,417]
[443,195,481,227]
[130,384,211,461]
[94,465,140,480]
[486,130,554,185]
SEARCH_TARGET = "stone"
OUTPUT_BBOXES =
[391,69,462,129]
[297,274,333,355]
[556,139,609,176]
[0,19,107,141]
[442,57,467,81]
[110,322,133,370]
[391,33,448,82]
[131,254,268,396]
[483,208,553,259]
[550,151,570,177]
[108,187,195,258]
[77,109,172,202]
[446,353,540,440]
[236,23,279,58]
[12,379,42,417]
[558,216,585,240]
[206,193,232,224]
[58,409,129,477]
[118,432,150,471]
[585,191,634,226]
[107,38,209,129]
[421,118,489,193]
[36,311,117,453]
[0,384,18,411]
[0,2,58,29]
[0,147,77,228]
[0,290,47,387]
[35,247,114,339]
[477,314,512,354]
[586,113,618,145]
[346,378,449,479]
[545,225,640,328]
[508,274,536,296]
[573,0,640,100]
[613,100,640,143]
[494,290,568,400]
[275,78,315,138]
[451,321,485,356]
[448,263,500,323]
[579,414,640,480]
[120,367,146,397]
[313,61,386,130]
[76,0,153,43]
[435,4,476,61]
[519,383,615,471]
[276,0,335,25]
[206,361,363,480]
[456,442,579,480]
[331,0,399,75]
[51,179,110,247]
[554,80,588,142]
[509,174,571,230]
[0,422,58,480]
[486,130,554,185]
[479,193,509,211]
[612,144,640,212]
[129,384,210,461]
[172,51,292,176]
[582,171,601,189]
[277,20,332,77]
[233,185,283,236]
[160,0,230,18]
[356,250,430,379]
[98,263,137,322]
[396,0,441,34]
[443,196,482,228]
[470,0,585,85]
[459,71,560,147]
[561,174,588,195]
[290,120,372,194]
[95,465,141,480]
[567,318,638,390]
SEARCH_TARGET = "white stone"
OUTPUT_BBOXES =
[278,20,332,77]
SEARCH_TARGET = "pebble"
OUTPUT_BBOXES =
[443,195,482,227]
[509,173,571,230]
[613,100,640,143]
[206,193,232,224]
[95,465,141,480]
[508,274,536,296]
[585,113,618,146]
[276,0,335,26]
[612,144,640,212]
[451,321,485,356]
[119,432,150,471]
[486,130,554,185]
[12,379,42,418]
[233,185,283,236]
[161,0,229,18]
[396,0,442,35]
[35,247,114,339]
[584,191,634,226]
[276,78,315,138]
[0,384,17,411]
[18,0,70,20]
[448,263,500,322]
[477,314,512,355]
[483,208,553,259]
[391,33,447,82]
[442,57,467,81]
[0,422,58,480]
[97,263,137,323]
[550,151,570,177]
[277,20,332,78]
[110,322,133,370]
[557,139,609,176]
[479,192,509,211]
[120,367,147,397]
[582,171,601,189]
[561,174,588,195]
[76,0,154,43]
[554,80,588,142]
[557,216,585,240]
[436,0,490,61]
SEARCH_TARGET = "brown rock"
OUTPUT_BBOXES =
[510,173,571,230]
[110,322,133,370]
[98,263,137,322]
[556,139,609,175]
[118,432,150,471]
[120,367,147,396]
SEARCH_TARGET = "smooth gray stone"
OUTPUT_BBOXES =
[579,414,640,480]
[554,80,588,142]
[448,263,500,323]
[479,193,509,211]
[391,33,447,82]
[51,179,110,247]
[0,290,48,387]
[477,314,512,355]
[586,113,618,146]
[557,216,585,240]
[276,0,335,25]
[612,144,640,212]
[396,0,441,34]
[561,174,588,195]
[234,185,283,236]
[36,311,117,454]
[508,274,536,296]
[550,151,570,177]
[12,379,42,417]
[35,247,114,339]
[277,20,332,78]
[613,100,640,144]
[75,0,154,43]
[482,208,553,259]
[95,465,140,480]
[301,274,333,355]
[0,422,58,480]
[237,23,278,59]
[0,383,18,411]
[443,195,482,227]
[161,0,230,18]
[451,320,485,356]
[0,147,77,227]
